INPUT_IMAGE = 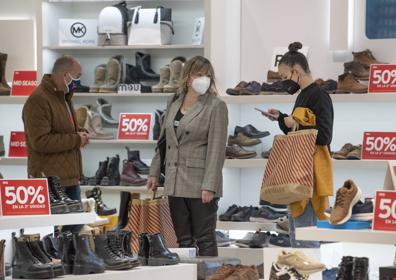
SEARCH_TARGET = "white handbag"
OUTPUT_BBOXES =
[128,7,174,45]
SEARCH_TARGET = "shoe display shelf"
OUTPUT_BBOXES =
[0,212,97,230]
[216,221,277,231]
[89,139,157,145]
[221,92,396,104]
[296,226,396,245]
[80,185,164,194]
[43,45,204,50]
[0,157,27,165]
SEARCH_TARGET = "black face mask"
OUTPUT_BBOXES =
[283,71,300,95]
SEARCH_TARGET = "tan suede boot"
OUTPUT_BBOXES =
[90,64,106,93]
[163,59,184,93]
[152,66,170,93]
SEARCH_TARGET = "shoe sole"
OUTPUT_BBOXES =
[51,204,69,214]
[217,242,231,247]
[228,141,261,147]
[331,188,362,225]
[234,242,250,248]
[325,211,373,221]
[73,265,105,275]
[13,269,55,279]
[249,217,282,223]
[147,258,179,266]
[226,154,257,159]
[105,262,135,270]
[263,205,289,213]
[67,203,84,213]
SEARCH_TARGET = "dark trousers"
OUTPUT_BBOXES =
[61,185,83,234]
[168,196,218,256]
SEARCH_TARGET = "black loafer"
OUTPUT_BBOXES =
[235,125,270,139]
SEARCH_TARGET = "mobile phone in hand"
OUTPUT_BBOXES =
[254,107,277,120]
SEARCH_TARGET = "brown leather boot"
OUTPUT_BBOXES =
[206,264,236,280]
[352,49,385,66]
[267,70,281,82]
[0,239,5,280]
[336,73,367,94]
[120,160,147,186]
[344,61,370,80]
[0,53,11,96]
[225,265,259,280]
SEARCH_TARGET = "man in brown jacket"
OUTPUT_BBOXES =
[22,56,89,231]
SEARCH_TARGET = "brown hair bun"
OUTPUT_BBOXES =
[288,42,303,53]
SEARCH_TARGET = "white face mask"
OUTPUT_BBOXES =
[192,76,211,95]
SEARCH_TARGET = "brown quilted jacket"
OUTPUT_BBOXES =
[22,74,82,186]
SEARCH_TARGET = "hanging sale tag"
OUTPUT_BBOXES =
[368,64,396,93]
[373,190,396,232]
[117,113,152,140]
[0,179,50,216]
[10,71,37,96]
[8,131,27,158]
[362,132,396,160]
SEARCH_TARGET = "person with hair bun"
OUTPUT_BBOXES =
[262,42,334,247]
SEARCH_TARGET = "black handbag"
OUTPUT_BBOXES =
[156,94,178,175]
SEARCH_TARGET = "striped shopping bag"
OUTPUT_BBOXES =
[260,129,318,205]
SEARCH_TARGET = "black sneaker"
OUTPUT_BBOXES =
[269,233,291,247]
[216,231,233,247]
[235,230,269,248]
[249,207,286,222]
[219,204,240,221]
[231,206,259,222]
[259,200,288,213]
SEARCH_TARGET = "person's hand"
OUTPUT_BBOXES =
[147,176,158,192]
[202,190,215,204]
[78,132,90,148]
[284,116,298,129]
[265,108,280,121]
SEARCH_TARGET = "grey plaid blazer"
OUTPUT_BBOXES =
[149,93,228,198]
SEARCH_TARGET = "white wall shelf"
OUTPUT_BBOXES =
[75,93,173,97]
[296,226,396,245]
[216,221,277,231]
[90,139,157,145]
[221,93,396,104]
[80,185,163,194]
[56,264,197,280]
[0,157,27,165]
[0,213,96,230]
[43,45,204,50]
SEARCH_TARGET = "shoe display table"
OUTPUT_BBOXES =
[296,226,396,244]
[217,221,277,231]
[0,213,96,230]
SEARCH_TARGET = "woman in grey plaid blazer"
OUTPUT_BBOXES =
[148,56,228,256]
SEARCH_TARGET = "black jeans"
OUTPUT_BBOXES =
[61,185,83,234]
[168,196,218,256]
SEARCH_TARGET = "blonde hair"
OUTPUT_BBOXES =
[177,56,217,96]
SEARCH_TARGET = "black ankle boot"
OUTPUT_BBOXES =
[126,148,150,175]
[47,176,83,213]
[93,234,131,270]
[21,232,65,277]
[73,234,105,275]
[90,158,109,185]
[352,257,369,280]
[48,183,69,214]
[101,155,120,186]
[41,234,61,260]
[106,231,139,268]
[119,230,133,257]
[138,233,150,265]
[148,233,179,266]
[12,233,54,279]
[59,232,75,274]
[135,52,160,80]
[336,256,354,280]
[117,191,131,229]
[86,187,116,216]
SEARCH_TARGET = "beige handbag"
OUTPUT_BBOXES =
[260,129,318,204]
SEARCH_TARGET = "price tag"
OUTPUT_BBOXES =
[10,71,37,96]
[0,179,50,216]
[8,131,27,158]
[118,84,141,94]
[362,132,396,160]
[117,113,152,140]
[373,190,396,231]
[368,64,396,93]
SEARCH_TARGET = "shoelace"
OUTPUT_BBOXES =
[334,190,347,207]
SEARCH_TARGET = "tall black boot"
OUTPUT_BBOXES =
[89,158,109,185]
[336,256,354,280]
[42,234,61,260]
[135,52,160,80]
[47,176,83,212]
[86,187,117,216]
[59,232,75,274]
[93,234,131,270]
[12,234,54,279]
[153,110,164,140]
[352,257,369,280]
[73,234,105,275]
[117,191,131,229]
[20,232,65,277]
[148,233,179,266]
[126,148,150,175]
[119,230,133,257]
[106,231,139,268]
[101,155,120,186]
[138,233,150,265]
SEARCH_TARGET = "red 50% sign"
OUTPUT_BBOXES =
[362,132,396,160]
[117,113,152,140]
[373,191,396,231]
[369,64,396,93]
[0,179,50,216]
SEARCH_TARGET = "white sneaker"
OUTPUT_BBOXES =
[82,198,109,226]
[277,250,326,275]
[269,262,309,280]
